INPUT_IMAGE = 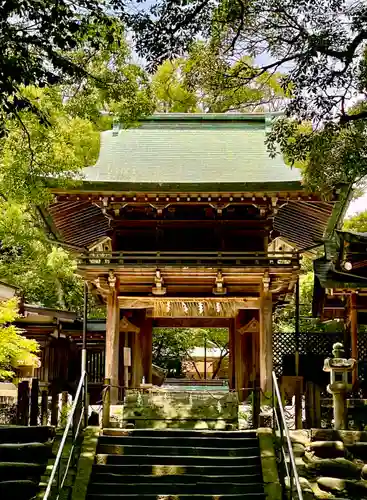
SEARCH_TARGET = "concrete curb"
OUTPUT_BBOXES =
[71,426,100,500]
[257,427,282,500]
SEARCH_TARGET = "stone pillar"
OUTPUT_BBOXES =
[332,389,347,430]
[105,276,120,404]
[259,277,273,394]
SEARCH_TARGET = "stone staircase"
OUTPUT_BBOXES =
[0,425,55,500]
[86,428,265,499]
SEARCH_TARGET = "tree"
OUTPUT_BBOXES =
[152,43,286,113]
[274,257,343,335]
[152,327,228,379]
[126,0,367,195]
[0,26,154,205]
[0,0,126,125]
[0,299,39,380]
[0,26,154,312]
[343,211,367,233]
[0,201,82,310]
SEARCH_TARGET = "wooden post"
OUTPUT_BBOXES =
[228,318,235,390]
[144,316,153,384]
[17,381,29,426]
[294,378,303,429]
[259,279,273,395]
[30,378,39,426]
[41,390,48,425]
[105,278,120,404]
[124,333,130,389]
[314,384,321,428]
[51,391,58,426]
[61,391,68,428]
[234,312,244,402]
[350,292,358,386]
[102,378,110,429]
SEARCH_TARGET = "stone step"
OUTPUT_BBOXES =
[0,426,54,444]
[99,435,258,449]
[97,443,260,457]
[0,462,46,481]
[91,472,263,484]
[86,494,266,499]
[103,428,254,438]
[0,479,39,500]
[88,481,265,495]
[96,453,261,466]
[92,463,261,477]
[0,442,54,463]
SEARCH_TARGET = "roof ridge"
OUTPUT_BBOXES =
[139,112,283,122]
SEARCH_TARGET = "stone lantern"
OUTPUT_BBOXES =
[323,342,356,430]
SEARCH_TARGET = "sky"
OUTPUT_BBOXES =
[347,190,367,217]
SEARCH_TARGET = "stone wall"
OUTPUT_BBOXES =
[288,429,367,499]
[114,389,239,429]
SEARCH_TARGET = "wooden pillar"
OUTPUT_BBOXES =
[124,333,130,388]
[61,391,68,428]
[350,292,358,386]
[51,391,58,426]
[259,280,273,395]
[141,313,153,384]
[228,318,235,390]
[105,277,120,404]
[234,312,244,401]
[131,332,142,388]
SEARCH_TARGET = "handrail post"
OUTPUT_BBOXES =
[272,371,303,500]
[102,378,111,429]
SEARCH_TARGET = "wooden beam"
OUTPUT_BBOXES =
[105,278,120,403]
[153,317,231,328]
[259,280,273,394]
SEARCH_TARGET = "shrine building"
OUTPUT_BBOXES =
[41,113,350,402]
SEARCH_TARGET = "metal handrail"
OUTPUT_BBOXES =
[43,371,87,500]
[272,371,303,500]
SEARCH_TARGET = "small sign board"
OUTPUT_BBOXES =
[124,347,131,367]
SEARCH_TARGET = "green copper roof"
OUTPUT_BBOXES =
[82,113,302,188]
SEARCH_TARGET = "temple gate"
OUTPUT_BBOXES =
[41,113,348,402]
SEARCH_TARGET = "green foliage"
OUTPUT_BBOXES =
[153,60,199,113]
[343,211,367,233]
[0,87,100,204]
[152,43,286,113]
[0,26,155,311]
[274,258,343,334]
[268,108,367,196]
[152,327,228,378]
[128,1,367,194]
[0,201,84,311]
[0,299,39,380]
[0,0,126,123]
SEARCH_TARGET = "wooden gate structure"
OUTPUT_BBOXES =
[40,113,350,402]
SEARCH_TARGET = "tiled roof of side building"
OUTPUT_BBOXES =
[81,113,302,188]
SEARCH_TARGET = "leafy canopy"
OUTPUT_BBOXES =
[343,211,367,233]
[0,299,39,380]
[125,0,367,195]
[152,43,287,113]
[0,0,127,124]
[153,327,228,379]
